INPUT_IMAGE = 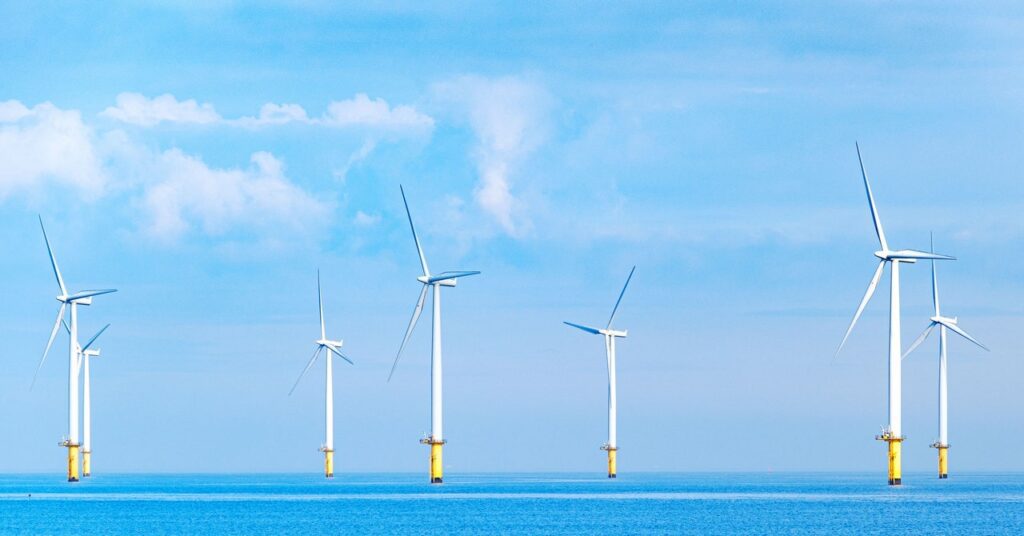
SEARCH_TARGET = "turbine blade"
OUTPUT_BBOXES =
[856,143,888,252]
[388,284,429,382]
[66,289,118,301]
[941,321,989,352]
[288,345,323,396]
[81,324,110,352]
[61,318,70,334]
[607,265,636,329]
[564,321,602,335]
[32,303,66,389]
[835,260,886,358]
[902,322,936,360]
[886,249,956,261]
[39,216,67,295]
[326,344,354,365]
[318,270,325,340]
[400,185,430,277]
[426,271,481,284]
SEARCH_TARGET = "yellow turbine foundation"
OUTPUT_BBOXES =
[937,445,948,479]
[323,449,334,478]
[82,450,91,477]
[605,448,618,479]
[421,438,444,483]
[66,443,80,482]
[886,439,902,485]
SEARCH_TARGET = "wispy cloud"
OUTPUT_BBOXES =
[433,75,551,236]
[0,100,106,199]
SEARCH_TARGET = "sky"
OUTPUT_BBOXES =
[2,1,1024,474]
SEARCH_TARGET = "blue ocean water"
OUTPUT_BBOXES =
[1,472,1023,534]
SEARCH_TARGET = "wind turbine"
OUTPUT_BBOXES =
[289,271,353,478]
[388,185,479,484]
[33,217,117,482]
[564,265,635,479]
[902,236,988,479]
[834,144,954,486]
[60,320,110,477]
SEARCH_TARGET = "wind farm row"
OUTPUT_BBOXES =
[29,145,984,486]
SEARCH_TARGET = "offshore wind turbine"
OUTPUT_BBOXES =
[289,271,353,478]
[63,321,109,477]
[388,185,479,484]
[564,266,635,479]
[33,217,117,482]
[834,144,954,486]
[902,237,988,479]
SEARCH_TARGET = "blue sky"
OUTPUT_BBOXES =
[2,2,1024,474]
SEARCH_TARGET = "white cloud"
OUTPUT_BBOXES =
[102,92,434,135]
[101,92,222,126]
[140,149,328,242]
[321,93,434,131]
[433,75,551,235]
[234,102,310,127]
[0,100,106,199]
[353,210,381,226]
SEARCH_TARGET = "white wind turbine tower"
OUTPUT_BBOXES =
[388,185,479,484]
[289,271,353,478]
[62,321,109,478]
[564,265,635,479]
[834,144,954,486]
[902,236,988,479]
[33,217,117,482]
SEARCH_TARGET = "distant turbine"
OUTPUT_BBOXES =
[34,217,117,482]
[289,271,353,478]
[902,235,988,480]
[388,185,479,484]
[564,266,635,479]
[69,321,109,478]
[834,145,954,486]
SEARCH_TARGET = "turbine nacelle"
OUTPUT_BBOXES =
[83,349,100,358]
[602,328,628,338]
[418,275,457,287]
[317,339,344,348]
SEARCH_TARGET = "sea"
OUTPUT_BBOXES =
[1,472,1023,534]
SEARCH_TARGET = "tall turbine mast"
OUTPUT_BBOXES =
[34,217,117,482]
[564,266,635,478]
[388,185,479,484]
[834,145,953,486]
[902,235,988,479]
[289,270,353,478]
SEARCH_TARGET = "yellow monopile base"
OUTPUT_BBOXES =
[606,448,617,479]
[324,449,334,478]
[887,439,902,486]
[82,450,91,477]
[430,442,443,484]
[67,444,80,482]
[938,446,948,479]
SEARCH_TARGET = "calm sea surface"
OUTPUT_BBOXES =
[1,472,1022,534]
